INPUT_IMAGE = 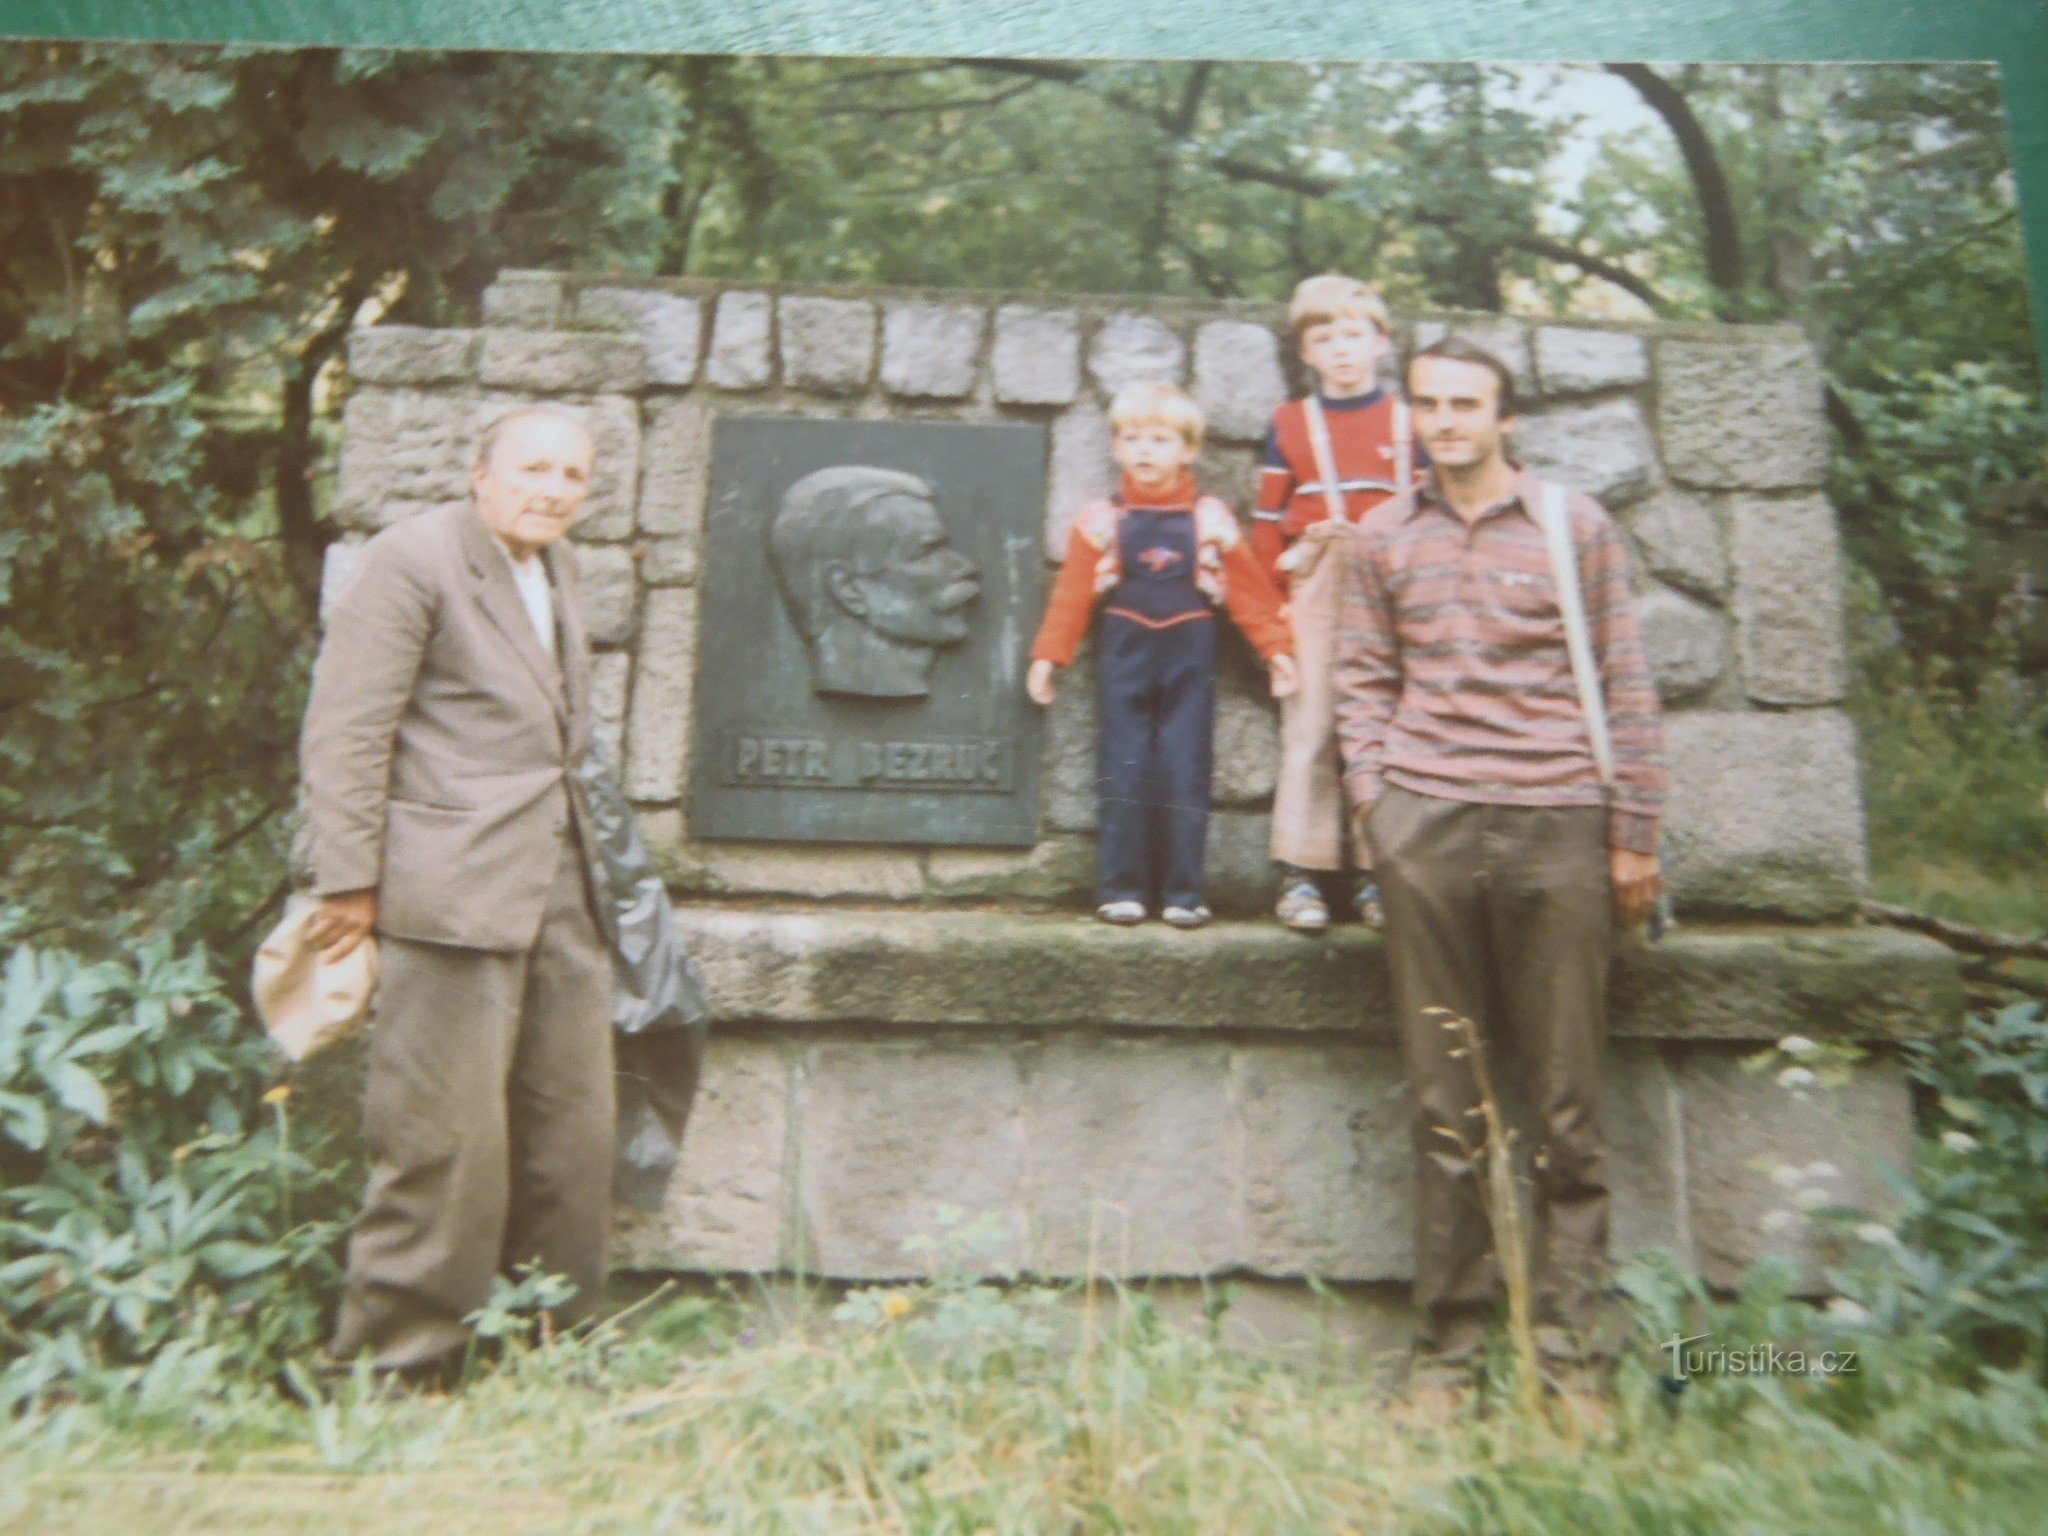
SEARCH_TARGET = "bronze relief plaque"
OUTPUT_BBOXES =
[688,415,1048,846]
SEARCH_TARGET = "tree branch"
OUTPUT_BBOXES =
[1863,898,2048,963]
[1605,63,1745,313]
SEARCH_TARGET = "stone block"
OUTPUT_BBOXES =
[1627,488,1730,603]
[1677,1045,1913,1291]
[346,325,478,386]
[615,1038,791,1274]
[1044,404,1114,559]
[1412,317,1533,399]
[1040,646,1097,831]
[640,536,698,586]
[480,271,564,328]
[1636,584,1730,703]
[654,837,927,902]
[1238,1041,1412,1280]
[1213,663,1280,807]
[1731,494,1848,706]
[1193,320,1288,443]
[589,649,630,763]
[1532,326,1649,396]
[992,305,1082,405]
[1659,335,1829,491]
[1023,1036,1240,1275]
[623,586,696,804]
[1663,709,1867,920]
[477,329,646,394]
[880,300,985,399]
[1514,395,1660,508]
[778,295,875,395]
[639,394,711,537]
[1087,312,1186,394]
[1205,810,1278,917]
[317,538,364,626]
[574,542,638,647]
[574,287,703,386]
[333,389,638,539]
[926,835,1095,905]
[1602,1045,1687,1261]
[705,291,774,390]
[797,1041,1027,1277]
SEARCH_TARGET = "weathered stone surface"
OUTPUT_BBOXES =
[1533,326,1650,396]
[318,538,364,625]
[1024,1036,1240,1274]
[705,291,774,390]
[1087,312,1186,394]
[1636,584,1730,703]
[778,295,875,395]
[1677,1045,1914,1291]
[1044,404,1114,559]
[639,536,698,586]
[480,271,563,328]
[1040,646,1097,832]
[926,835,1094,905]
[1412,317,1533,399]
[1212,664,1280,807]
[798,1041,1027,1277]
[1627,488,1730,603]
[1193,444,1260,516]
[880,300,984,399]
[573,542,638,647]
[665,908,1955,1044]
[1662,710,1867,920]
[623,586,695,804]
[992,305,1082,405]
[615,1038,791,1273]
[1194,320,1288,443]
[347,325,478,386]
[1239,1042,1412,1280]
[1659,334,1829,490]
[477,329,646,394]
[574,287,703,386]
[638,394,711,538]
[1205,810,1279,918]
[648,831,927,902]
[1731,494,1849,705]
[589,648,630,763]
[1513,395,1660,507]
[334,388,638,537]
[1602,1045,1688,1261]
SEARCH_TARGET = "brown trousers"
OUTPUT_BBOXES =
[329,834,616,1370]
[1270,520,1358,872]
[1365,784,1614,1362]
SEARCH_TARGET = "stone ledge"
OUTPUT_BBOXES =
[671,908,1959,1043]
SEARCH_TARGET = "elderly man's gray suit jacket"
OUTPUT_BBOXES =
[300,501,596,952]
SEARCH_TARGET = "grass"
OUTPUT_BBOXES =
[4,1274,2047,1536]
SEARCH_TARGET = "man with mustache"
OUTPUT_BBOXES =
[1333,338,1666,1407]
[300,404,616,1381]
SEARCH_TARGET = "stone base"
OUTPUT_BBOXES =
[613,908,1954,1294]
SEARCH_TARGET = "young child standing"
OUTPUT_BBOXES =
[1254,275,1421,933]
[1027,381,1297,928]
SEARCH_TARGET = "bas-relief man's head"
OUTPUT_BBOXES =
[767,465,981,699]
[470,406,597,559]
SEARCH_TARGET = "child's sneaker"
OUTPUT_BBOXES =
[1096,900,1146,926]
[1275,876,1330,933]
[1161,904,1212,929]
[1353,877,1385,929]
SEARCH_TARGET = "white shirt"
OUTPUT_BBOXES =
[493,535,557,660]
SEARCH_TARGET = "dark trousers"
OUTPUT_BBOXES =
[329,834,617,1371]
[1095,611,1217,909]
[1365,784,1615,1362]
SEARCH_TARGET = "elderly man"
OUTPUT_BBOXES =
[301,404,614,1376]
[1334,337,1667,1401]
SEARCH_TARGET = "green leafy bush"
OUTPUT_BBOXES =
[0,937,349,1407]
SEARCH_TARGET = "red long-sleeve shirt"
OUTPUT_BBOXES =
[1252,389,1421,588]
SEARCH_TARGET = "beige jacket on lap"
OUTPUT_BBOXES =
[300,501,595,952]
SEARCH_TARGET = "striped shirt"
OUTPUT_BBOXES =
[1332,469,1666,852]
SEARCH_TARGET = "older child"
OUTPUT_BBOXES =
[1027,381,1297,927]
[1254,274,1420,932]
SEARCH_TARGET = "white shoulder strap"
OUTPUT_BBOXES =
[1302,395,1347,522]
[1537,481,1615,788]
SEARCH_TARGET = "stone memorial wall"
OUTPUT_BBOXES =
[325,270,1960,1319]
